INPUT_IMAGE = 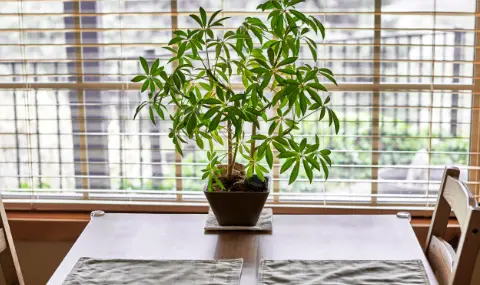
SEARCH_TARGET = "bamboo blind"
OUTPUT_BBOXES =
[0,0,479,212]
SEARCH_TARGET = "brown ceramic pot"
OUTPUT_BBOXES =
[204,177,270,226]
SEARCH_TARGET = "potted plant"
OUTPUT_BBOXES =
[131,0,339,226]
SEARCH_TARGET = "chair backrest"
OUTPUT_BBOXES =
[0,197,23,285]
[425,166,480,285]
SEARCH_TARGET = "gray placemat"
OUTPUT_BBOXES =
[63,257,243,285]
[204,208,272,231]
[259,259,430,285]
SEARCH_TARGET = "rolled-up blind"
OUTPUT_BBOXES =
[0,0,479,213]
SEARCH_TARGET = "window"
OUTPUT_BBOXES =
[0,0,479,212]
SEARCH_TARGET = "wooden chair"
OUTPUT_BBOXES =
[425,166,480,285]
[0,197,23,285]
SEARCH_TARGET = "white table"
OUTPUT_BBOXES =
[48,213,437,284]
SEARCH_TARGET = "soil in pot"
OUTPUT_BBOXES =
[211,163,268,193]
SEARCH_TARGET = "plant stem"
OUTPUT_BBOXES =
[204,30,211,69]
[250,123,256,158]
[227,120,233,181]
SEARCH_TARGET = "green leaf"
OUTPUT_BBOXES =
[207,177,213,192]
[285,12,297,30]
[212,130,224,145]
[195,132,204,149]
[217,69,230,83]
[213,176,226,190]
[307,83,327,91]
[272,141,287,153]
[216,44,222,58]
[261,73,272,89]
[321,149,331,155]
[328,108,333,127]
[306,88,323,105]
[262,40,278,49]
[301,27,310,35]
[305,155,320,170]
[331,109,340,134]
[152,78,163,89]
[226,106,247,120]
[168,37,183,45]
[268,121,278,136]
[252,134,268,140]
[163,46,177,54]
[141,80,149,92]
[314,17,326,39]
[216,86,225,101]
[148,106,156,125]
[255,165,265,181]
[288,0,305,7]
[306,40,317,62]
[230,94,243,102]
[149,79,155,94]
[133,101,147,120]
[272,1,282,9]
[209,113,222,132]
[288,139,299,151]
[199,7,207,26]
[319,106,326,121]
[199,82,213,91]
[244,163,253,179]
[150,59,160,74]
[289,9,307,22]
[208,10,222,26]
[280,158,295,174]
[212,17,230,27]
[139,57,149,75]
[324,96,331,104]
[206,29,214,39]
[289,160,300,184]
[274,74,285,84]
[279,68,295,75]
[204,98,222,105]
[177,42,186,58]
[204,106,221,119]
[299,91,307,115]
[303,159,313,183]
[251,67,269,74]
[267,48,275,66]
[202,171,209,180]
[277,57,298,67]
[176,143,184,156]
[319,68,334,76]
[320,71,338,86]
[278,151,296,159]
[254,59,270,69]
[131,75,147,82]
[265,145,273,168]
[190,14,203,27]
[304,71,317,83]
[319,152,332,166]
[154,104,165,120]
[187,113,197,136]
[319,157,329,179]
[299,138,307,151]
[250,26,264,44]
[256,163,268,173]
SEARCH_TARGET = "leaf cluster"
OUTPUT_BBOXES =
[132,0,340,190]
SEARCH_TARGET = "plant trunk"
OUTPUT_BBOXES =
[227,120,234,181]
[250,123,256,158]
